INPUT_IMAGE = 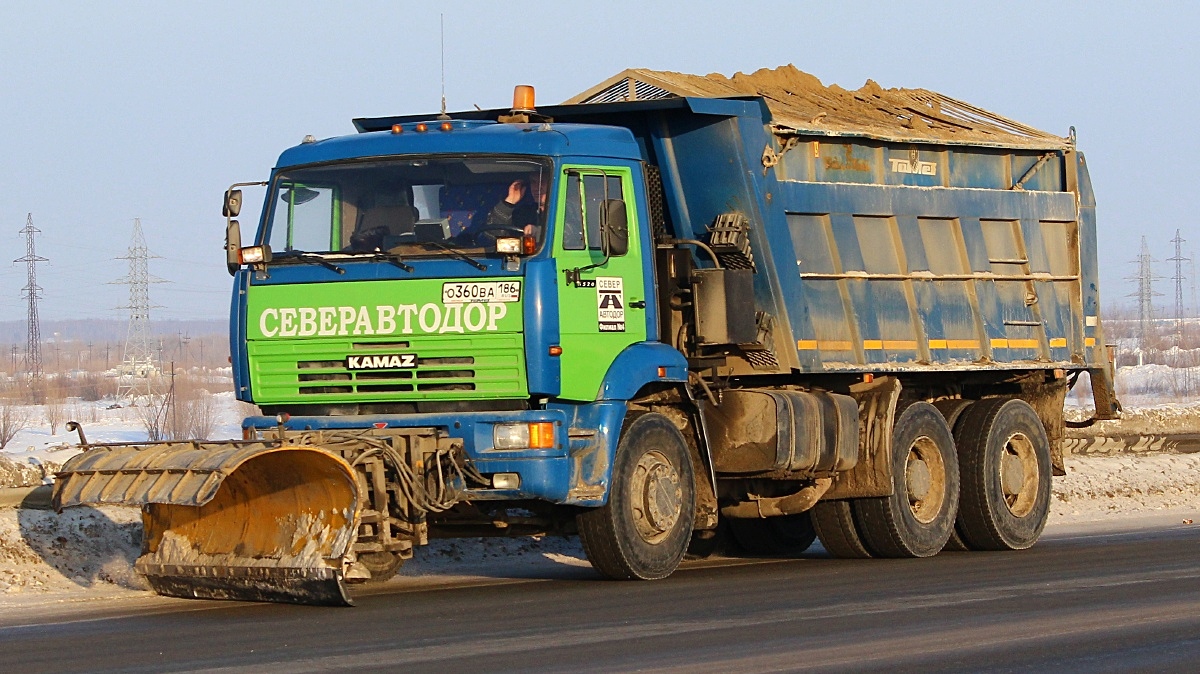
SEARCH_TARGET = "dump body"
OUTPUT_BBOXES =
[498,96,1111,400]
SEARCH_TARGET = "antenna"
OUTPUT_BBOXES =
[438,14,450,120]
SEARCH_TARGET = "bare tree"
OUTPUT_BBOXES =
[45,396,65,435]
[0,399,30,450]
[137,394,171,442]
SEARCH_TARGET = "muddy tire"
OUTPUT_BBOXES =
[811,499,873,559]
[728,512,817,556]
[852,402,960,558]
[577,413,696,580]
[953,397,1052,551]
[357,551,405,582]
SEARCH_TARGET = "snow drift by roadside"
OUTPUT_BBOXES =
[0,452,1195,607]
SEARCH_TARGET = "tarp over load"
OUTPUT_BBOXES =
[566,65,1071,150]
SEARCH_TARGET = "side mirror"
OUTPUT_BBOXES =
[225,219,242,275]
[223,189,243,218]
[600,199,628,257]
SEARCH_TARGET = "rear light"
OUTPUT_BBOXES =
[522,234,536,254]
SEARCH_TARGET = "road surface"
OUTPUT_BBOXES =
[2,513,1198,673]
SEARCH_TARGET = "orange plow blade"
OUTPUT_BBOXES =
[53,442,361,606]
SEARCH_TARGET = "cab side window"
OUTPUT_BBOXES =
[563,173,624,251]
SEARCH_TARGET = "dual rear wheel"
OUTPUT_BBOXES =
[814,397,1052,558]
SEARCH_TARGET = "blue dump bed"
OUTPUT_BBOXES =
[549,68,1110,392]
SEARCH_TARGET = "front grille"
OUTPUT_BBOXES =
[248,334,525,404]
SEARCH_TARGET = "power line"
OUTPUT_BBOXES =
[111,218,164,400]
[1167,229,1190,340]
[1126,235,1162,351]
[14,213,47,380]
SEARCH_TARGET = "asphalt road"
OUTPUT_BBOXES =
[2,516,1199,673]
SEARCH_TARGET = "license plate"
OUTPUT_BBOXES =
[442,281,521,304]
[346,354,417,370]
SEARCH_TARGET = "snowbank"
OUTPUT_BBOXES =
[0,451,1194,609]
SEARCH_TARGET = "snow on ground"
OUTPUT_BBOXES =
[0,392,248,488]
[0,451,1194,609]
[0,386,1195,609]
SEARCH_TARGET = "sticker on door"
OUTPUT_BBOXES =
[597,277,625,332]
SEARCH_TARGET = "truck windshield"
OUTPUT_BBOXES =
[263,156,552,258]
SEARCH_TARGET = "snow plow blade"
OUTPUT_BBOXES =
[53,441,361,606]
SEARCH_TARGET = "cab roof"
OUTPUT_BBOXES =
[275,119,645,170]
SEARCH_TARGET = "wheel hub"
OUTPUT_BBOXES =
[1001,452,1026,496]
[1001,433,1040,517]
[906,457,932,503]
[631,451,682,543]
[904,437,946,524]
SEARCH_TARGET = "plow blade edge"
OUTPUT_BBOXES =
[53,442,361,606]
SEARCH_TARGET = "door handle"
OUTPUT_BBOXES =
[629,300,647,309]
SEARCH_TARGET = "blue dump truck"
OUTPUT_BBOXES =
[54,66,1118,605]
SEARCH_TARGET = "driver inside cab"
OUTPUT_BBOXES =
[485,174,548,240]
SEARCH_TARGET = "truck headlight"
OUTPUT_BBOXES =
[495,237,522,254]
[492,422,555,449]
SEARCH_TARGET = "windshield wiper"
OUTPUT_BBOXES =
[366,250,413,273]
[275,251,346,274]
[424,241,487,271]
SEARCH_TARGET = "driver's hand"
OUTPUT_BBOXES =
[505,180,526,205]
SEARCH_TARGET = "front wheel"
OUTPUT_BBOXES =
[577,413,696,580]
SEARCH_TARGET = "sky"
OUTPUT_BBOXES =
[0,1,1196,321]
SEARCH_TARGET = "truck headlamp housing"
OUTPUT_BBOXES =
[240,245,271,264]
[493,422,555,449]
[495,237,522,254]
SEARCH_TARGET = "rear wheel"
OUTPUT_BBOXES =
[727,512,817,556]
[953,398,1052,551]
[853,402,959,558]
[577,413,696,580]
[811,499,873,559]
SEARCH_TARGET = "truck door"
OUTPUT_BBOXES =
[553,167,647,401]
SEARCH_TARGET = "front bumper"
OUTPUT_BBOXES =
[243,408,615,506]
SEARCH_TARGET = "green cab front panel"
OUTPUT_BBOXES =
[552,166,647,401]
[245,278,527,404]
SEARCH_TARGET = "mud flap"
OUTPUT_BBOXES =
[54,442,361,606]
